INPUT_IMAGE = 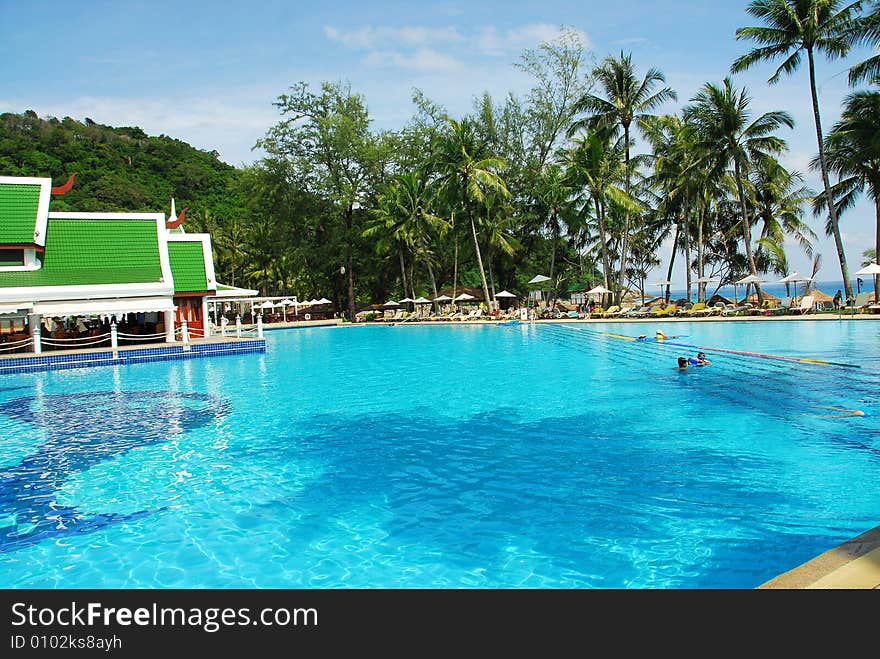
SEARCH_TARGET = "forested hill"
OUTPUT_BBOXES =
[0,110,247,221]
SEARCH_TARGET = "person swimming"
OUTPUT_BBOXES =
[688,351,711,366]
[806,406,866,418]
[656,330,668,340]
[677,356,688,370]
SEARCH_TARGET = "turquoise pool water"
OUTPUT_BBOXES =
[0,320,878,588]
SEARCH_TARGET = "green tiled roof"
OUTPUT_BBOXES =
[168,241,208,292]
[0,182,41,244]
[0,218,163,288]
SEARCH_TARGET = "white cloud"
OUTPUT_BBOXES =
[363,47,463,72]
[324,25,463,50]
[474,24,586,56]
[324,23,590,69]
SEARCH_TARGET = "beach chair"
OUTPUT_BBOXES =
[789,295,815,315]
[651,304,677,317]
[599,305,621,318]
[850,292,872,312]
[626,305,652,318]
[685,302,706,316]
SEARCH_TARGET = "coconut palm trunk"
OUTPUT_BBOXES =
[697,204,705,302]
[617,124,632,305]
[470,215,492,307]
[594,197,613,293]
[548,216,559,303]
[664,221,679,303]
[734,159,763,304]
[807,49,852,300]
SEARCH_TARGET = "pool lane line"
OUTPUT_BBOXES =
[541,323,864,369]
[599,331,861,369]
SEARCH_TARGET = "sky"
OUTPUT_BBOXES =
[1,0,876,290]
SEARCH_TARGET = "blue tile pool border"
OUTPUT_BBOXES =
[0,340,266,374]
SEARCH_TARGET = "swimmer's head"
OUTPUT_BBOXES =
[854,410,866,417]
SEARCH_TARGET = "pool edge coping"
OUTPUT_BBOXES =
[759,524,880,589]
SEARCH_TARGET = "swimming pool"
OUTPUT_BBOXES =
[0,320,878,588]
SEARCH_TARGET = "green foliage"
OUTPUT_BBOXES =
[0,112,244,220]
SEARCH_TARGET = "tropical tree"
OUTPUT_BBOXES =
[365,172,449,305]
[814,88,880,296]
[848,0,880,85]
[750,156,816,276]
[434,118,509,306]
[685,78,795,304]
[570,52,677,303]
[535,164,573,301]
[257,81,384,320]
[732,0,864,298]
[562,130,624,294]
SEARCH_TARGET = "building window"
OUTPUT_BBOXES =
[0,249,24,266]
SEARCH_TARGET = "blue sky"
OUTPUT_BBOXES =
[1,0,876,289]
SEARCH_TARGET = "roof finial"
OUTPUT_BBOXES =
[51,173,76,196]
[166,204,188,229]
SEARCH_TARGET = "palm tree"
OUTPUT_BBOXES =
[561,129,632,302]
[435,118,509,306]
[848,1,879,85]
[815,88,880,296]
[535,164,573,302]
[363,182,414,299]
[685,78,795,304]
[732,0,864,299]
[750,156,816,276]
[643,114,701,302]
[571,52,677,304]
[365,172,449,305]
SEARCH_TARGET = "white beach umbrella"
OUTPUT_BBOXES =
[316,297,332,304]
[651,280,671,302]
[433,294,453,302]
[854,263,880,276]
[260,300,275,309]
[279,299,293,306]
[778,272,812,302]
[733,274,765,304]
[528,274,551,284]
[495,290,517,298]
[413,296,432,304]
[453,293,475,302]
[586,285,612,295]
[383,300,400,306]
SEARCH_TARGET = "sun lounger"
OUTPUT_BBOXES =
[626,306,652,318]
[788,295,815,315]
[685,302,706,316]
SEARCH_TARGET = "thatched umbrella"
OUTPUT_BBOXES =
[809,288,832,303]
[747,291,780,306]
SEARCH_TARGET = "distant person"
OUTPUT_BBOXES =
[833,290,842,310]
[677,356,688,371]
[656,330,668,340]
